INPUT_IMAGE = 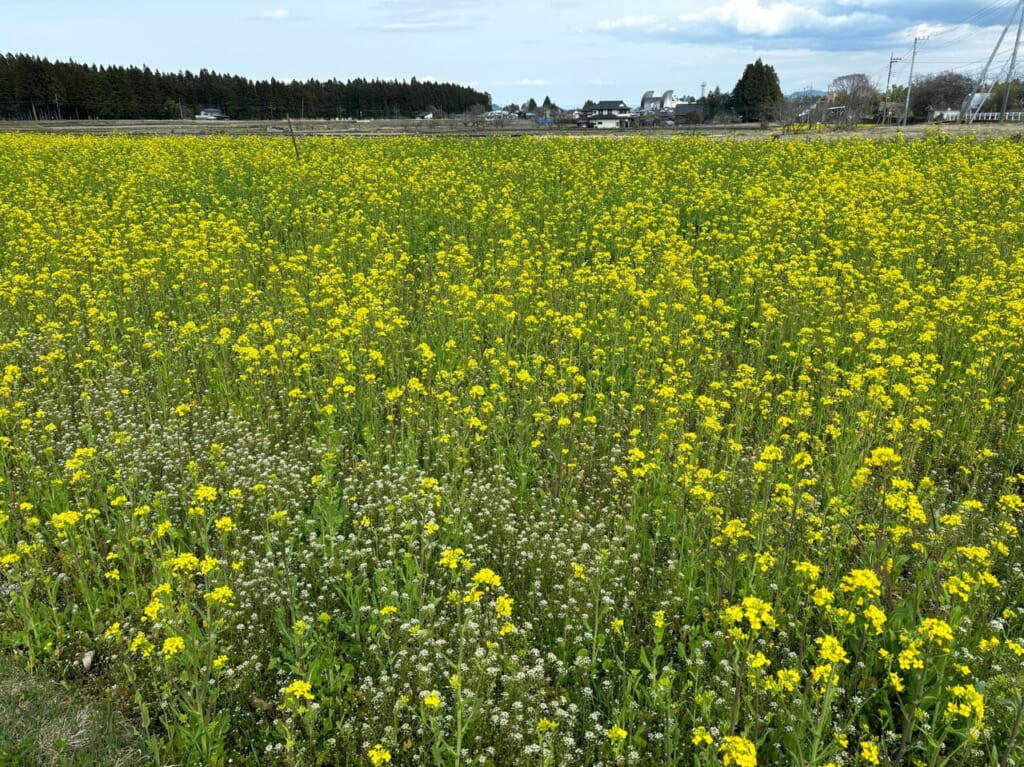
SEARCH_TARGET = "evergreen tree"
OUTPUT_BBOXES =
[0,52,490,120]
[732,58,783,123]
[700,86,733,122]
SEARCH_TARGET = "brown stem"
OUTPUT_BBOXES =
[1000,693,1024,767]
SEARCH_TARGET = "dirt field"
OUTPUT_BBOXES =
[3,117,1024,141]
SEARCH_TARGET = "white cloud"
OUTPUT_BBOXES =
[597,15,663,32]
[259,9,290,21]
[374,0,475,32]
[514,78,550,86]
[679,0,883,35]
[381,19,468,30]
[598,0,887,41]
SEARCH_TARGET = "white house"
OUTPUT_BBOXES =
[195,107,227,120]
[578,100,632,129]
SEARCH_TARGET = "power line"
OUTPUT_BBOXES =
[928,0,1019,39]
[966,0,1024,122]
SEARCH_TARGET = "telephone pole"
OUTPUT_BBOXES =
[902,36,927,126]
[884,53,901,125]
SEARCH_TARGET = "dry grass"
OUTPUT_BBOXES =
[2,116,1023,141]
[0,659,141,767]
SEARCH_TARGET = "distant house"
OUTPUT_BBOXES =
[672,103,703,122]
[195,107,227,120]
[414,110,434,120]
[578,100,632,129]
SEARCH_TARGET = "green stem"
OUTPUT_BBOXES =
[894,670,926,767]
[808,674,837,767]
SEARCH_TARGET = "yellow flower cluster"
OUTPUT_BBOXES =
[1,133,1023,767]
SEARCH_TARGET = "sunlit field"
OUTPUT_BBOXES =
[1,133,1023,766]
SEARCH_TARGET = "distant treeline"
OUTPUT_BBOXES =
[0,53,492,120]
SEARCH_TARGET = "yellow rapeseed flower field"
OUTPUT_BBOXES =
[1,133,1023,765]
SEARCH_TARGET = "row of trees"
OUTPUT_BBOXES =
[822,70,1024,124]
[0,53,491,120]
[726,58,1024,125]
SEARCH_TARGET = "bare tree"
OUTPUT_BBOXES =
[775,90,824,131]
[828,73,879,125]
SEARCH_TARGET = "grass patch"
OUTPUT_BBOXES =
[0,656,142,767]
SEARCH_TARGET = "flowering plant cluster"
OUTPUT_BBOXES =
[0,133,1022,765]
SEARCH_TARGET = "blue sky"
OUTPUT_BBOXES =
[2,0,1021,108]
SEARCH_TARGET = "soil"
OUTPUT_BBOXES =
[3,117,1024,141]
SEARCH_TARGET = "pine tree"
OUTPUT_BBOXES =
[0,51,491,119]
[732,58,783,123]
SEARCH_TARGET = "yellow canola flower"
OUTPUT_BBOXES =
[816,634,849,665]
[161,636,185,656]
[194,484,218,503]
[917,617,953,648]
[691,726,713,746]
[537,717,559,733]
[839,568,881,600]
[860,741,881,765]
[440,548,468,570]
[203,585,234,605]
[367,744,391,766]
[214,515,235,532]
[281,679,315,702]
[165,552,199,574]
[130,632,154,658]
[472,567,501,589]
[741,596,775,630]
[605,724,628,743]
[946,684,984,724]
[719,735,757,767]
[862,604,887,634]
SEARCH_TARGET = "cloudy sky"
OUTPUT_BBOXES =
[2,0,1021,107]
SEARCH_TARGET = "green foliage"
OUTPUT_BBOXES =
[732,58,784,122]
[700,85,734,122]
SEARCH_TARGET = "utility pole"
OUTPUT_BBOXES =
[902,35,927,126]
[966,0,1024,123]
[1000,0,1024,120]
[884,53,901,125]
